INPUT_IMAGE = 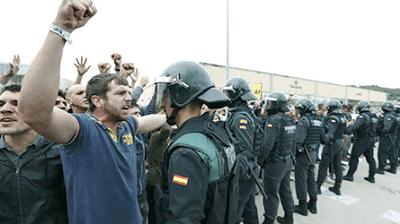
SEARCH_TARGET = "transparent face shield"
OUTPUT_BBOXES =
[264,96,278,111]
[222,84,236,100]
[152,75,190,113]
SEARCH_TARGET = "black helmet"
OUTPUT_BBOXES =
[381,101,394,113]
[356,101,370,113]
[295,98,314,114]
[326,100,342,114]
[153,61,230,112]
[395,105,400,113]
[223,77,256,102]
[264,91,289,113]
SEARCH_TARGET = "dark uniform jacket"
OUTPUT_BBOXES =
[157,114,236,224]
[0,135,67,224]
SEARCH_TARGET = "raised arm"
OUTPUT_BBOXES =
[74,56,91,84]
[19,0,97,144]
[0,55,20,85]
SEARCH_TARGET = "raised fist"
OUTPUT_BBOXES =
[53,0,97,33]
[111,53,122,69]
[98,62,111,74]
[121,63,137,79]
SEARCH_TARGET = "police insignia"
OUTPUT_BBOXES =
[239,125,247,129]
[240,119,248,124]
[267,124,273,128]
[172,175,189,186]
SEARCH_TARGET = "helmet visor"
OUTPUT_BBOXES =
[153,76,175,114]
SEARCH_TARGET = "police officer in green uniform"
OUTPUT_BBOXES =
[343,101,377,183]
[259,92,296,224]
[376,101,398,174]
[223,77,259,224]
[294,99,324,216]
[317,100,346,196]
[153,61,238,224]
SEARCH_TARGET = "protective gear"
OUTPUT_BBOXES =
[264,92,289,114]
[153,61,230,124]
[266,113,296,162]
[356,101,370,113]
[326,100,342,114]
[303,117,324,146]
[157,114,239,224]
[223,77,256,103]
[382,101,395,113]
[295,99,314,115]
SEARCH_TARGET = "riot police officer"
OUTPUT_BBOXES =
[259,92,296,224]
[376,101,398,174]
[317,100,346,196]
[343,101,377,183]
[223,77,259,224]
[153,61,238,223]
[294,99,324,216]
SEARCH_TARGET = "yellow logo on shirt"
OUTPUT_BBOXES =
[122,133,133,145]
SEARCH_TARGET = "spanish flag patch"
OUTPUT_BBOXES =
[172,175,189,186]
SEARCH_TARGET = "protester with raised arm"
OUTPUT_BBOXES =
[19,1,166,223]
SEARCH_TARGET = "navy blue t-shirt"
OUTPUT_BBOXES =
[61,114,142,224]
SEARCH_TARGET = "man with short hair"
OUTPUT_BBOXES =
[56,89,69,111]
[66,84,88,113]
[18,1,166,224]
[0,84,67,224]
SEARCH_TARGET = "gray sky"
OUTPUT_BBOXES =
[1,0,399,88]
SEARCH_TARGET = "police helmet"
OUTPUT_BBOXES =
[381,101,394,113]
[326,100,342,114]
[356,101,370,113]
[264,91,289,113]
[223,77,256,102]
[295,98,314,114]
[153,61,230,113]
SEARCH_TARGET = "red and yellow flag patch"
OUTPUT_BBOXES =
[172,175,189,186]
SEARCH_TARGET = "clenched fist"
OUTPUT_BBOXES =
[53,0,97,33]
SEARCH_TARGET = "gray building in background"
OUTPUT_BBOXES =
[201,62,387,109]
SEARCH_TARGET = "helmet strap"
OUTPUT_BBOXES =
[167,108,180,125]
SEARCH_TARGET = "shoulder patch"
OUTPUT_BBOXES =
[239,119,248,124]
[172,174,189,186]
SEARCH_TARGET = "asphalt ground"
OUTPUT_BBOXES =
[254,150,400,224]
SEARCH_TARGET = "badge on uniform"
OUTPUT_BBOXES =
[172,174,189,186]
[267,123,273,128]
[238,119,247,129]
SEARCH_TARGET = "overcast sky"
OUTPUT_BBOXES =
[1,0,399,88]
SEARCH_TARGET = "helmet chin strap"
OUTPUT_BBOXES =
[167,108,180,125]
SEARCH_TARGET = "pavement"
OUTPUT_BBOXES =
[254,155,400,224]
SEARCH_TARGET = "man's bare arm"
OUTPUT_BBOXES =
[19,0,97,144]
[136,114,166,134]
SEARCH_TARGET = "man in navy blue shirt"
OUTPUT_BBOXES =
[18,1,166,223]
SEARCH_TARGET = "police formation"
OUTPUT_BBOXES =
[152,62,399,224]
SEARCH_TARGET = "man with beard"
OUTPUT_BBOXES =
[0,84,67,224]
[18,1,166,223]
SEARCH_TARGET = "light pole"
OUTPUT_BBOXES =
[226,0,230,81]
